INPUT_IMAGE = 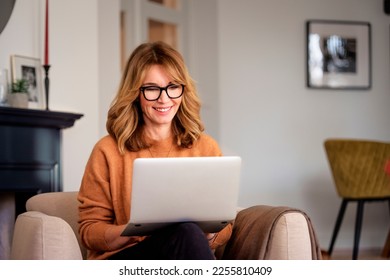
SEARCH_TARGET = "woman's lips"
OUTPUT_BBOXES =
[153,106,172,113]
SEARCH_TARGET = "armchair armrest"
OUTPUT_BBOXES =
[11,211,82,260]
[221,205,322,260]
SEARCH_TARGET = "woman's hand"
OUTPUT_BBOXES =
[104,225,133,251]
[206,233,217,245]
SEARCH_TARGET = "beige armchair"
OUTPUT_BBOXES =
[10,192,322,260]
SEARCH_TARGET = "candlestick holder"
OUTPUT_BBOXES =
[43,64,50,110]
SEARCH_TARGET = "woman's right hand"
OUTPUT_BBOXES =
[104,225,133,251]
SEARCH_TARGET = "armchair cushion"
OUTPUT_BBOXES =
[11,211,82,260]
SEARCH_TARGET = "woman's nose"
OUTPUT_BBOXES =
[157,89,170,102]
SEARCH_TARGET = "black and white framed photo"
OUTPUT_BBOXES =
[11,55,45,109]
[306,20,371,89]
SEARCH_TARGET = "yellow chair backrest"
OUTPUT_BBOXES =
[324,139,390,199]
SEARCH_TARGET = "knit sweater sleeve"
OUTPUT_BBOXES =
[78,138,113,252]
[78,136,145,259]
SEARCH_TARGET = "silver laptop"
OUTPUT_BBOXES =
[121,156,241,236]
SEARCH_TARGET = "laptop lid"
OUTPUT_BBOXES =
[121,156,241,236]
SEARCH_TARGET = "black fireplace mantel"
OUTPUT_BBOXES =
[0,107,83,129]
[0,107,83,214]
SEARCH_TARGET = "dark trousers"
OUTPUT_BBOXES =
[109,223,215,260]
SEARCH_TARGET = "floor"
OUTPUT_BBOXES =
[322,248,388,260]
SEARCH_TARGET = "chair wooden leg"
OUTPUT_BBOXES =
[353,201,364,260]
[382,200,390,259]
[382,230,390,258]
[328,199,348,256]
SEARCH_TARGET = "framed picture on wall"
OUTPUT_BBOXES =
[306,20,371,90]
[11,55,45,109]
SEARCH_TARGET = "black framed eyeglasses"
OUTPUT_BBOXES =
[140,84,184,101]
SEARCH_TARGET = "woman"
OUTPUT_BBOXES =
[78,41,232,260]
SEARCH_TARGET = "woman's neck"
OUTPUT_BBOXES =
[144,124,172,142]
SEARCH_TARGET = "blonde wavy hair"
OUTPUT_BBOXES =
[106,41,204,154]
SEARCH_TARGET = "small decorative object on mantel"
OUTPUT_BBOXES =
[43,0,50,111]
[8,79,29,108]
[11,55,45,109]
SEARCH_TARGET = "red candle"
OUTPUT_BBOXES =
[385,160,390,175]
[44,0,49,65]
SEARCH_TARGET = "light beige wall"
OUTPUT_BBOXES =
[50,0,101,191]
[187,0,219,139]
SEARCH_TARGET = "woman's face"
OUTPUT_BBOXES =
[139,64,182,130]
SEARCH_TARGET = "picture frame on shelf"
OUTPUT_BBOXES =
[11,55,45,109]
[306,20,371,90]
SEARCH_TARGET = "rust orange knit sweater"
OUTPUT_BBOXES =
[78,134,232,260]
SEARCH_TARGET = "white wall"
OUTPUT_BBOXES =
[218,0,390,250]
[97,0,121,137]
[0,1,40,68]
[188,0,220,139]
[50,0,100,191]
[1,0,390,252]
